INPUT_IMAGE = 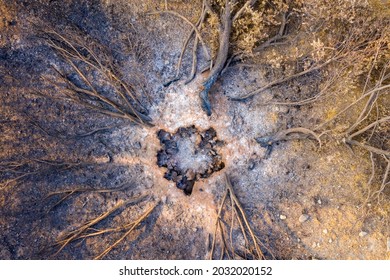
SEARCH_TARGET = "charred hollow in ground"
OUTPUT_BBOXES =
[157,126,225,195]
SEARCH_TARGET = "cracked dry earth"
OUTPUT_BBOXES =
[0,0,389,260]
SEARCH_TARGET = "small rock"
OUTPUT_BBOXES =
[359,231,368,237]
[299,214,310,223]
[323,229,328,234]
[328,239,333,243]
[192,227,197,232]
[312,242,317,248]
[248,160,256,170]
[280,215,287,220]
[387,237,390,252]
[317,199,322,204]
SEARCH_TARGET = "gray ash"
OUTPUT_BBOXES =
[157,126,225,195]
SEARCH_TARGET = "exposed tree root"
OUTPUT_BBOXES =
[151,0,261,115]
[44,182,133,212]
[42,29,153,127]
[28,117,116,141]
[0,158,81,191]
[232,23,385,101]
[233,56,339,101]
[210,174,267,260]
[53,199,134,256]
[52,196,157,258]
[259,65,345,106]
[148,9,210,66]
[319,57,389,201]
[255,127,322,157]
[94,201,158,259]
[199,0,233,116]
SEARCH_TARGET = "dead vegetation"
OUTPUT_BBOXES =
[210,175,269,260]
[49,195,158,259]
[150,0,298,115]
[154,0,389,201]
[0,158,82,191]
[41,28,153,127]
[316,61,390,202]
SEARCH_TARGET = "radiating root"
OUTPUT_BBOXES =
[28,116,116,140]
[259,65,345,106]
[151,1,261,115]
[252,10,288,52]
[210,174,267,260]
[255,127,322,157]
[199,0,232,116]
[225,175,265,259]
[54,200,130,255]
[155,0,211,86]
[232,57,338,101]
[53,196,147,256]
[233,23,386,101]
[44,183,132,212]
[148,10,210,63]
[370,156,390,202]
[210,187,228,260]
[94,201,159,260]
[0,158,81,191]
[42,29,153,127]
[313,57,390,203]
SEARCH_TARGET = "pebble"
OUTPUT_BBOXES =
[359,231,368,237]
[328,239,333,243]
[323,229,328,234]
[280,215,287,220]
[299,214,310,223]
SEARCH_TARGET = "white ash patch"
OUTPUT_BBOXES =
[175,135,212,173]
[150,78,211,132]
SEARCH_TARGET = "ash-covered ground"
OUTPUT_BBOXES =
[0,0,389,259]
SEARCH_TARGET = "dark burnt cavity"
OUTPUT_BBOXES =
[157,126,225,195]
